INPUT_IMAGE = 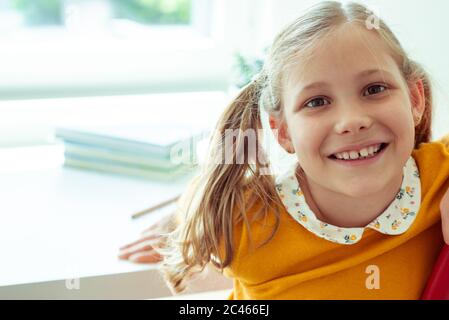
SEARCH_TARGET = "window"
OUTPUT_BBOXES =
[0,0,228,99]
[110,0,192,25]
[3,0,193,27]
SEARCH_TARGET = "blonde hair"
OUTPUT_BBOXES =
[160,0,433,293]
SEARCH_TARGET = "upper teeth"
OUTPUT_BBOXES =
[333,144,382,160]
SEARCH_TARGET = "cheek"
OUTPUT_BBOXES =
[290,121,327,160]
[376,99,416,158]
[384,102,415,138]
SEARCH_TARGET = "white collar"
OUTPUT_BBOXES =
[275,157,421,245]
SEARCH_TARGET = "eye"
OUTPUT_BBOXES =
[363,84,388,96]
[304,97,331,109]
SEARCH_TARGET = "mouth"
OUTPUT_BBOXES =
[327,143,389,166]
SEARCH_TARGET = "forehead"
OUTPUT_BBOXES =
[284,23,402,93]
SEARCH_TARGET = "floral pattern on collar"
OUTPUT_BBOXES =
[275,157,421,245]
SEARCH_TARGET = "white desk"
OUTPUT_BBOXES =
[0,144,235,299]
[0,154,187,298]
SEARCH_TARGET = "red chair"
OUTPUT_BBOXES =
[421,244,449,299]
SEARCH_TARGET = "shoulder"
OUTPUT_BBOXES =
[412,135,449,169]
[441,133,449,149]
[412,134,449,210]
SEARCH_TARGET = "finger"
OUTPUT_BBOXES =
[119,244,155,260]
[128,250,163,263]
[118,239,161,259]
[119,234,159,251]
[119,234,160,251]
[119,246,151,260]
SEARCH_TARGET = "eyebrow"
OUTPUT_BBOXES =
[299,69,394,92]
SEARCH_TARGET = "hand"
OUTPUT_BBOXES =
[118,212,176,263]
[441,186,449,245]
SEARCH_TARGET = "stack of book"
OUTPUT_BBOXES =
[54,124,208,180]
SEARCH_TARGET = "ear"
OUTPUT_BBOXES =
[409,79,426,126]
[268,115,295,154]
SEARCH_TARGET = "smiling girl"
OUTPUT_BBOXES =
[128,1,449,299]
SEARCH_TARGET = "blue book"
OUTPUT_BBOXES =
[55,124,209,159]
[64,154,196,180]
[63,141,190,169]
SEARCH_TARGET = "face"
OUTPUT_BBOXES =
[271,23,425,198]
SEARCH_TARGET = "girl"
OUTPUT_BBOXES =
[120,1,449,299]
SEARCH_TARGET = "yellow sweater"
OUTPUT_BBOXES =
[223,141,449,299]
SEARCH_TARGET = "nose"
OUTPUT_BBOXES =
[333,104,373,135]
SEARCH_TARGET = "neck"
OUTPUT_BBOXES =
[296,168,403,228]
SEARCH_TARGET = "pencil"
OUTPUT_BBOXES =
[131,194,181,219]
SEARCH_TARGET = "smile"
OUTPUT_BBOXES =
[328,143,389,166]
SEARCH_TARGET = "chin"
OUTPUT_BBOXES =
[338,179,386,198]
